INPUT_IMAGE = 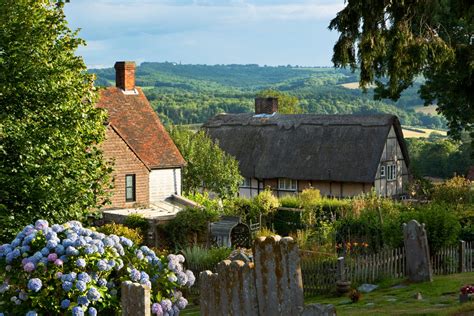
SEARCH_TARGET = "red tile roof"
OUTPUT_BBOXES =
[97,87,185,169]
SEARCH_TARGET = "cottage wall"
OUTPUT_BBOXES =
[102,126,150,208]
[149,168,182,203]
[374,126,409,197]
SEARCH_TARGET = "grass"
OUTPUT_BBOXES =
[306,272,474,315]
[182,272,474,315]
[415,105,439,116]
[402,125,447,138]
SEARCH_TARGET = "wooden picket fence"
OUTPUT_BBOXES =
[185,241,474,298]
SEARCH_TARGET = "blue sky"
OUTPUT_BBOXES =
[64,0,345,68]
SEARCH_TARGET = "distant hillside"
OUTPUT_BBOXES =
[91,62,446,130]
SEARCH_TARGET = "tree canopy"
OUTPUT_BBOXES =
[0,0,111,242]
[329,0,473,139]
[168,126,242,198]
[256,89,303,114]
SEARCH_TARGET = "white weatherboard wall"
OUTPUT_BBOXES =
[149,168,182,203]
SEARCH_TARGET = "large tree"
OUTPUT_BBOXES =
[329,0,473,139]
[0,0,111,241]
[169,126,242,198]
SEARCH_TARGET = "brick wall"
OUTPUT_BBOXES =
[102,126,149,209]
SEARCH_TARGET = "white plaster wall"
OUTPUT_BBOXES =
[149,168,182,203]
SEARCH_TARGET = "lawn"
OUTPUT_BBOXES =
[182,273,474,315]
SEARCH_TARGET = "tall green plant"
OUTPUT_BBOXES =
[0,0,111,242]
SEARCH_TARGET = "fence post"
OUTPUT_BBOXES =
[336,257,345,282]
[121,281,151,316]
[459,240,466,273]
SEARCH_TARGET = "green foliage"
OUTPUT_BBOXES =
[0,0,111,242]
[256,89,302,114]
[185,192,221,211]
[123,214,150,237]
[222,197,259,224]
[329,0,473,139]
[96,223,143,246]
[164,207,219,249]
[181,245,232,267]
[279,195,301,209]
[169,126,242,198]
[432,176,473,205]
[273,209,304,236]
[406,137,472,178]
[254,227,276,239]
[253,189,280,216]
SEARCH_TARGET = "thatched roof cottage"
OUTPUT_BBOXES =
[203,98,410,198]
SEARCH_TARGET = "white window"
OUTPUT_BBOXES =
[278,178,297,191]
[240,177,251,188]
[387,164,397,181]
[380,165,385,178]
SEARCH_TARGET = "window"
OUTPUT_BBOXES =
[387,164,397,181]
[380,165,385,178]
[241,177,251,188]
[278,178,297,191]
[125,174,136,202]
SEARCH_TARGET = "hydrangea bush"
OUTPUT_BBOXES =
[0,220,195,315]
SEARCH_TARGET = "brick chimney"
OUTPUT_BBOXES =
[114,61,136,91]
[255,97,278,114]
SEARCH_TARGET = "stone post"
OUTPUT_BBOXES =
[253,236,304,315]
[459,240,466,273]
[336,257,345,281]
[403,220,433,282]
[121,281,151,316]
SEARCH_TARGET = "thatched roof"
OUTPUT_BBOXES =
[203,113,409,183]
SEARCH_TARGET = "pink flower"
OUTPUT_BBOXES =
[54,259,63,266]
[47,253,58,262]
[23,262,35,273]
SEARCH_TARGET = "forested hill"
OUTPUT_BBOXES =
[91,62,446,129]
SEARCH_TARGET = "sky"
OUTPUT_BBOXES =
[64,0,345,69]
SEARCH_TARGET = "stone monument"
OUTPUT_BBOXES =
[403,219,433,282]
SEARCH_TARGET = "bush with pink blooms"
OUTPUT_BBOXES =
[0,220,194,315]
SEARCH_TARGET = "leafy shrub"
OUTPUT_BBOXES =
[253,190,280,216]
[0,220,194,315]
[279,195,301,209]
[124,214,150,237]
[164,207,219,249]
[181,245,232,268]
[432,176,473,204]
[299,188,321,209]
[255,227,276,238]
[185,192,221,212]
[97,223,143,246]
[273,209,304,236]
[222,197,259,223]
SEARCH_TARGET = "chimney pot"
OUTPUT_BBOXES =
[114,61,136,91]
[255,97,278,114]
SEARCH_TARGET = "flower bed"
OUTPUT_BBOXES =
[0,220,194,315]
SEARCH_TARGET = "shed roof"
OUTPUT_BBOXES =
[97,87,185,169]
[203,113,409,183]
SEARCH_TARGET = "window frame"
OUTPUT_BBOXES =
[387,164,397,181]
[278,178,297,191]
[380,165,386,178]
[240,177,251,188]
[125,174,136,202]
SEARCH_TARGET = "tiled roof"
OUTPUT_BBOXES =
[97,87,185,169]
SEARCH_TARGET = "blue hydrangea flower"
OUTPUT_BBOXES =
[66,246,79,256]
[160,299,172,312]
[97,278,107,287]
[176,297,188,310]
[97,260,108,271]
[130,269,140,282]
[87,287,101,301]
[62,281,73,292]
[76,258,86,268]
[72,306,84,316]
[35,220,49,230]
[76,280,87,292]
[88,307,97,316]
[185,270,196,287]
[151,303,163,315]
[40,247,50,256]
[27,278,42,292]
[78,272,91,283]
[77,295,89,306]
[60,299,71,309]
[26,311,38,316]
[140,271,149,281]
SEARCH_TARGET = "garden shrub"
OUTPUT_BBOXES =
[164,207,219,249]
[432,176,473,204]
[222,197,259,224]
[253,190,280,216]
[272,209,304,236]
[279,195,301,209]
[123,214,150,237]
[96,223,143,246]
[0,220,194,315]
[181,245,232,268]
